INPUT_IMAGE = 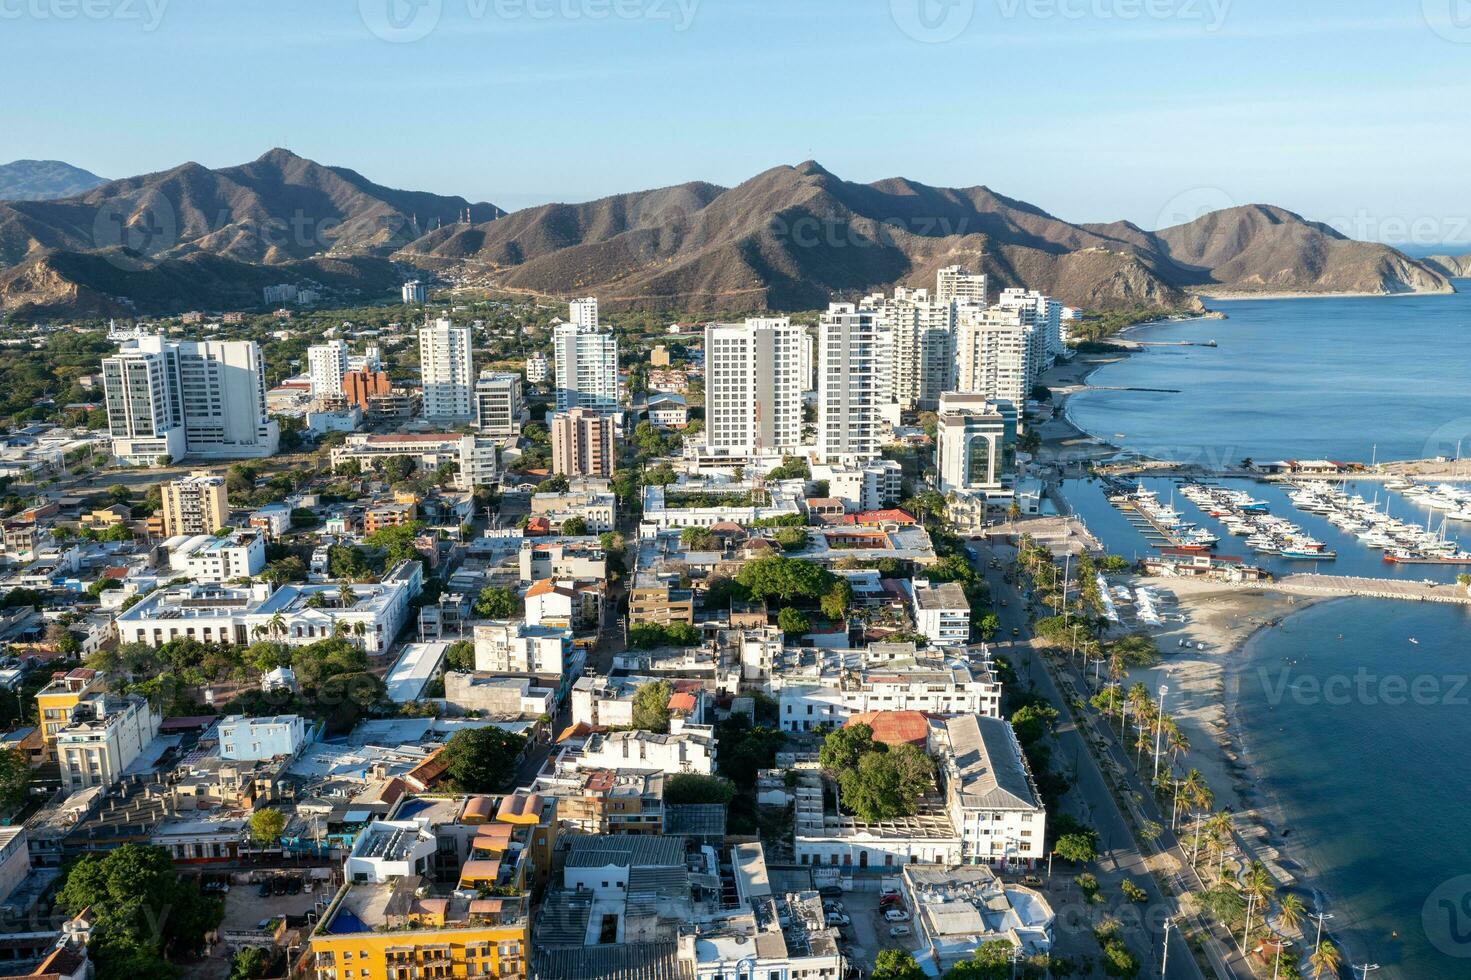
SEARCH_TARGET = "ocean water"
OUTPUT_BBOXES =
[1236,600,1471,978]
[1067,292,1471,466]
[1061,291,1471,979]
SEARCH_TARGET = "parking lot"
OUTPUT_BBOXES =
[217,876,329,933]
[829,888,920,973]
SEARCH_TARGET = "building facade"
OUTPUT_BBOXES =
[552,321,619,413]
[473,371,527,436]
[102,334,278,463]
[704,318,804,460]
[307,340,348,400]
[161,474,229,537]
[419,319,475,422]
[817,304,881,464]
[935,392,1018,495]
[550,409,616,479]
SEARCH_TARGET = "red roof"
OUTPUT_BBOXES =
[856,509,916,525]
[667,692,697,713]
[524,517,552,536]
[845,710,931,747]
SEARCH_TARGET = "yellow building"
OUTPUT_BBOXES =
[308,881,528,980]
[35,668,102,761]
[160,473,229,537]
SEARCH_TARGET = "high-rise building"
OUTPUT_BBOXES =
[102,335,278,463]
[567,297,599,329]
[955,305,1035,411]
[307,340,348,400]
[418,318,474,422]
[817,304,881,464]
[997,287,1064,372]
[343,367,392,411]
[704,318,804,460]
[936,392,1018,495]
[553,319,619,413]
[861,285,957,411]
[161,473,230,537]
[400,281,426,304]
[551,408,616,478]
[474,371,527,436]
[936,265,988,306]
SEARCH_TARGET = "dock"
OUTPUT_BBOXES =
[1269,574,1471,604]
[1109,498,1195,549]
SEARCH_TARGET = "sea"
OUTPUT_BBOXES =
[1061,291,1471,978]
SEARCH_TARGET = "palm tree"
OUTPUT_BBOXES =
[268,613,287,640]
[352,621,367,649]
[1308,941,1342,978]
[1278,894,1305,934]
[251,623,269,642]
[337,583,355,609]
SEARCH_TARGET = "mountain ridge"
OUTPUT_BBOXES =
[0,150,1452,317]
[0,160,108,202]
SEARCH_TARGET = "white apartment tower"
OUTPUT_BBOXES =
[553,320,619,413]
[473,371,527,436]
[307,340,349,399]
[418,318,475,422]
[997,287,1064,372]
[936,265,988,307]
[861,286,957,411]
[568,297,600,329]
[817,304,881,464]
[955,305,1035,412]
[102,335,279,463]
[704,318,805,460]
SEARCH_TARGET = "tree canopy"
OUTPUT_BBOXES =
[441,726,527,792]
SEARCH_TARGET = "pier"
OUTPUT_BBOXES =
[1267,574,1471,604]
[1110,497,1194,548]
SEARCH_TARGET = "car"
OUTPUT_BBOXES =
[888,926,912,938]
[823,900,844,914]
[818,885,844,899]
[285,876,302,895]
[257,881,273,898]
[271,877,289,896]
[883,909,910,922]
[879,895,902,909]
[879,885,900,897]
[1021,875,1044,886]
[826,913,850,927]
[1000,598,1007,606]
[256,918,276,931]
[1011,627,1021,637]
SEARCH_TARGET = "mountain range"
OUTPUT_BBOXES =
[0,160,108,202]
[0,149,1453,318]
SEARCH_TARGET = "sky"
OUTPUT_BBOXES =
[5,0,1471,244]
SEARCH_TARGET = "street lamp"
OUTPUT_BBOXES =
[1353,965,1380,980]
[1089,656,1105,686]
[1272,937,1293,980]
[1153,684,1169,783]
[1161,916,1173,978]
[1309,909,1334,948]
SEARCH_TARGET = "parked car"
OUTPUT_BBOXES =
[878,894,902,908]
[823,900,844,914]
[818,885,844,899]
[879,885,900,897]
[883,909,911,922]
[1011,627,1021,637]
[825,913,850,927]
[1021,874,1044,886]
[257,881,273,898]
[270,877,289,896]
[888,926,912,938]
[285,876,302,895]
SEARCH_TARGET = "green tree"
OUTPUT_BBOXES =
[873,949,926,980]
[819,579,852,620]
[444,640,475,672]
[631,680,674,733]
[0,747,29,812]
[561,516,589,535]
[248,808,287,846]
[776,606,810,637]
[229,947,272,980]
[944,940,1017,979]
[664,773,737,805]
[1054,831,1098,864]
[474,586,518,619]
[820,723,875,773]
[441,726,527,792]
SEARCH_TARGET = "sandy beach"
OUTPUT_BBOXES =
[1113,576,1322,816]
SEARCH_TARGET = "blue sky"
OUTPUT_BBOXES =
[6,0,1471,243]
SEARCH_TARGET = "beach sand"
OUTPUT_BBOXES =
[1114,576,1322,816]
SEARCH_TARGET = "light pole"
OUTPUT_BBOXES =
[1161,916,1173,978]
[1353,964,1380,980]
[1153,684,1168,783]
[1090,656,1105,686]
[1272,936,1292,980]
[1310,909,1334,948]
[1009,943,1023,980]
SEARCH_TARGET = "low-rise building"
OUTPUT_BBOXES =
[163,530,267,583]
[528,489,616,535]
[929,714,1046,867]
[218,714,308,761]
[517,539,605,583]
[55,693,161,792]
[779,661,1001,733]
[910,578,971,645]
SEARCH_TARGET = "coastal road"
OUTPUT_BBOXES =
[972,538,1229,980]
